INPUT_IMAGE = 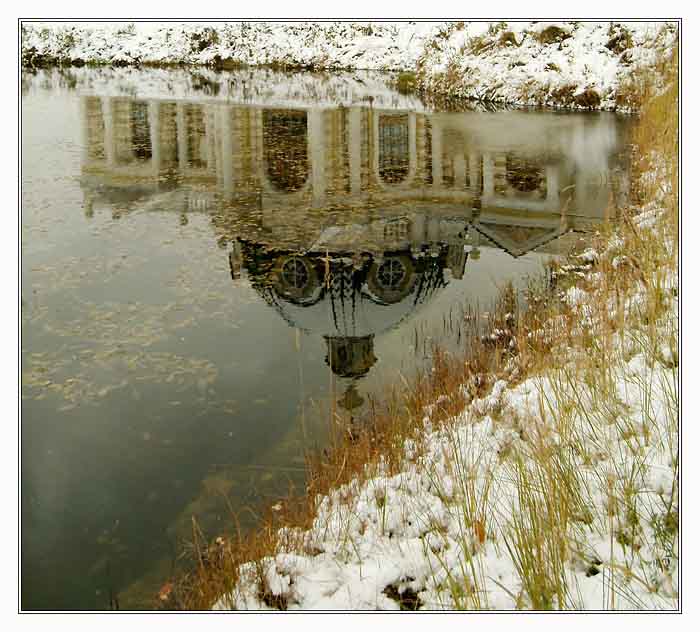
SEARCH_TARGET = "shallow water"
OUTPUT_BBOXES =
[21,67,631,610]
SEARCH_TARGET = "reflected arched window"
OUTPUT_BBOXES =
[185,105,207,169]
[263,110,309,192]
[505,153,546,195]
[131,101,152,161]
[378,114,410,184]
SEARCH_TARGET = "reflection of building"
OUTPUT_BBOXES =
[81,96,623,244]
[80,94,628,411]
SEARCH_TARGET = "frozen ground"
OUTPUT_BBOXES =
[21,21,677,110]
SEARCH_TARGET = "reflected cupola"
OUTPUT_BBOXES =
[325,335,377,379]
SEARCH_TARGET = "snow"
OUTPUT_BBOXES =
[21,22,440,72]
[211,211,678,610]
[416,22,677,110]
[212,339,678,610]
[22,21,678,110]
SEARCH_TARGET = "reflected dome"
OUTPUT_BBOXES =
[244,245,449,343]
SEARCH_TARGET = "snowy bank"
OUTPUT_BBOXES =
[21,22,437,72]
[416,22,678,110]
[21,21,677,110]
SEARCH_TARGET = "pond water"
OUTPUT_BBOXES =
[21,67,631,610]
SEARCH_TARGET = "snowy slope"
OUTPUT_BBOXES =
[21,21,678,110]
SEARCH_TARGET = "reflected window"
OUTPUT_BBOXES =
[159,103,178,167]
[376,258,408,291]
[131,102,152,161]
[383,219,409,242]
[186,106,207,169]
[273,255,319,303]
[505,153,546,195]
[281,257,310,290]
[367,255,415,304]
[263,110,309,192]
[379,114,409,184]
[442,129,469,189]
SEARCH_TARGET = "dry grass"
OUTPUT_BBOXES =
[616,30,678,111]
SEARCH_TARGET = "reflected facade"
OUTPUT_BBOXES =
[79,95,628,409]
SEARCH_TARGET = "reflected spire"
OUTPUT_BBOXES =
[338,381,365,412]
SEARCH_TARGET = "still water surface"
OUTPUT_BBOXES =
[21,67,630,610]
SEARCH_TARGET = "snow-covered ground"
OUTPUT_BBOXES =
[22,21,677,110]
[21,22,437,71]
[416,22,678,109]
[211,182,678,610]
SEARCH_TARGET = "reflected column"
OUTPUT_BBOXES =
[431,117,442,189]
[101,97,116,167]
[308,108,325,208]
[469,151,481,195]
[148,101,161,177]
[482,152,495,204]
[219,106,234,200]
[348,107,362,197]
[545,165,560,211]
[408,112,417,184]
[176,104,187,173]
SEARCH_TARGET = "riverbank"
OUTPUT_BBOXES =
[22,21,676,110]
[155,46,678,610]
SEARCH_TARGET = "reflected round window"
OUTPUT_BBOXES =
[281,257,310,290]
[376,258,407,291]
